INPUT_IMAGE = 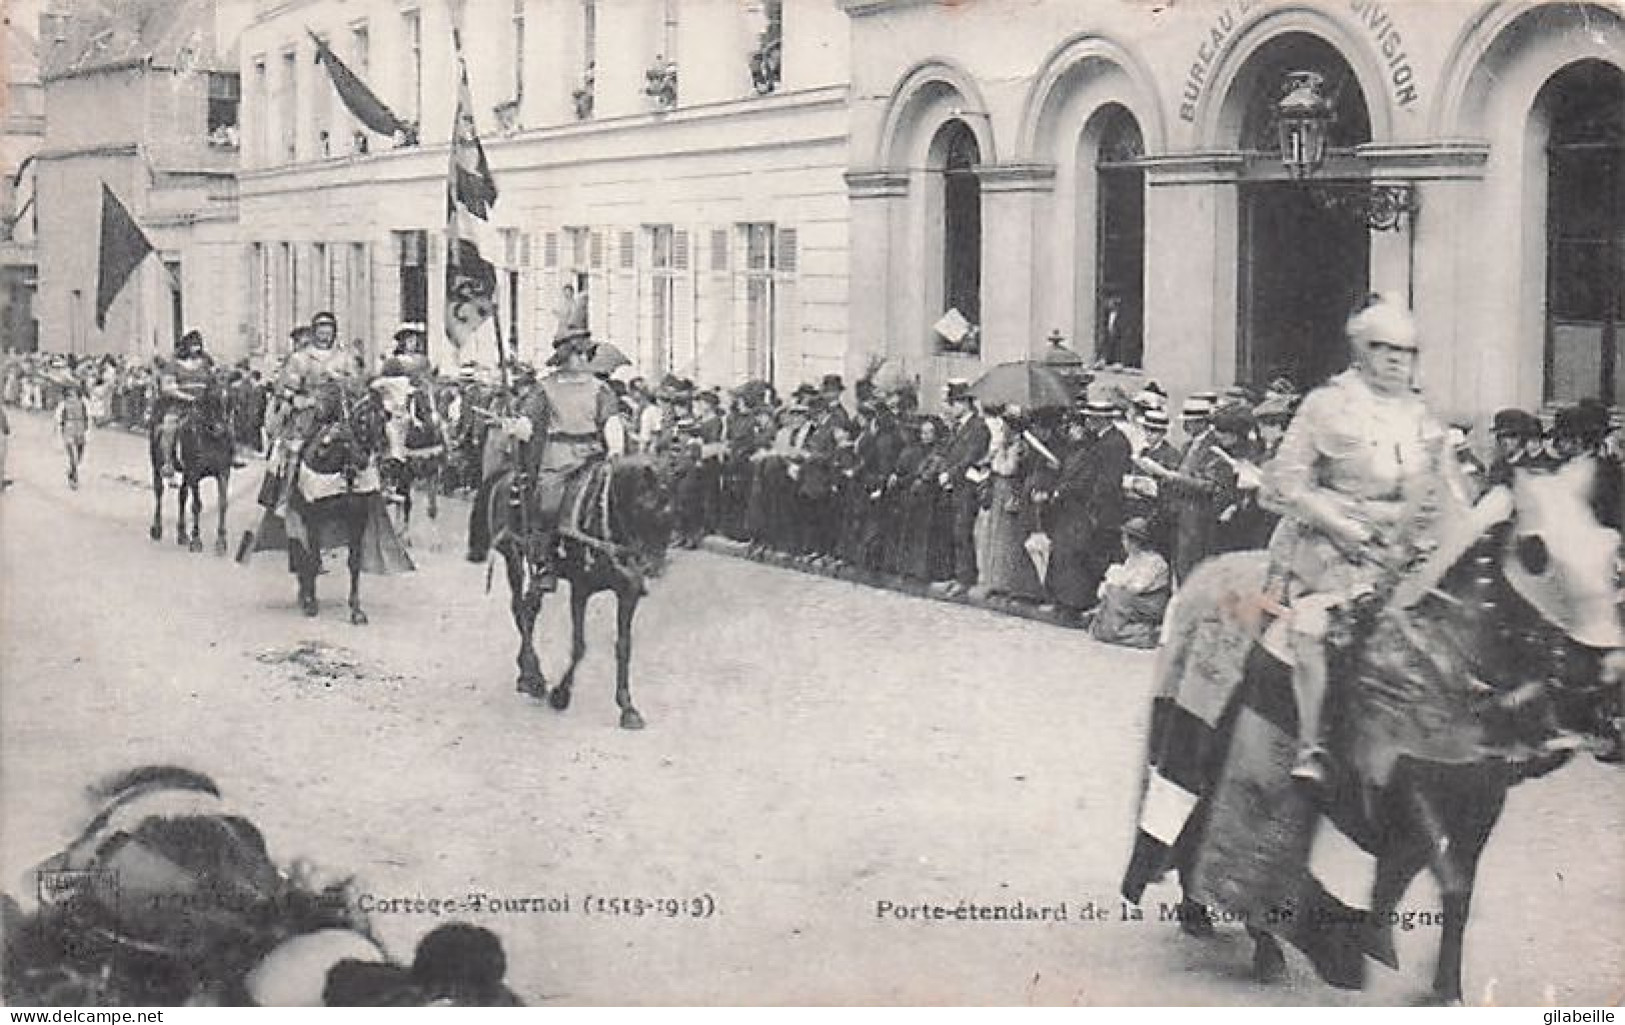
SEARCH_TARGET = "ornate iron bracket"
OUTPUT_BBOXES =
[1306,182,1418,232]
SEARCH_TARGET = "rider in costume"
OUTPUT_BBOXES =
[269,312,359,502]
[153,330,217,480]
[1264,293,1471,786]
[467,327,624,589]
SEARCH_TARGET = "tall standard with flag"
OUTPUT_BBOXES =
[445,11,500,364]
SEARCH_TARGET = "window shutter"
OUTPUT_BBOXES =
[776,227,798,274]
[520,233,532,268]
[673,229,689,272]
[674,229,696,378]
[619,230,636,270]
[590,230,604,269]
[544,231,558,268]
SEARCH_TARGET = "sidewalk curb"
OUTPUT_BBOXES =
[697,535,1086,630]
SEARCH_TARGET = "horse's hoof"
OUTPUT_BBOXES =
[349,608,369,626]
[300,599,319,618]
[517,676,547,699]
[214,538,228,556]
[149,525,161,541]
[620,708,646,730]
[176,535,188,547]
[1252,940,1287,984]
[189,539,203,553]
[1177,899,1215,938]
[548,687,572,711]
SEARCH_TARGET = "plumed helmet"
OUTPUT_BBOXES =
[1346,292,1418,351]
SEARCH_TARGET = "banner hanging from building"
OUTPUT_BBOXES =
[94,183,155,330]
[309,29,414,140]
[444,18,500,353]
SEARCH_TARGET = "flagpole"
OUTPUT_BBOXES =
[447,0,507,393]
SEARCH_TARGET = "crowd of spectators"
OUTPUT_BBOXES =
[5,345,1620,648]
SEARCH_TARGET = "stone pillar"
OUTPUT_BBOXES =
[845,170,909,382]
[1141,154,1243,403]
[974,164,1056,365]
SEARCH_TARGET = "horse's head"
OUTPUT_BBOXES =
[608,455,673,577]
[303,384,384,478]
[1435,458,1622,750]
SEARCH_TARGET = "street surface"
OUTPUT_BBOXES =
[2,410,1622,1005]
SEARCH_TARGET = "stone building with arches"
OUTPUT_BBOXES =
[841,0,1625,420]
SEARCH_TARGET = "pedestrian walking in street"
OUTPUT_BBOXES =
[55,381,90,489]
[0,401,10,490]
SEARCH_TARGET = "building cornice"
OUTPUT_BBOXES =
[974,163,1056,193]
[844,170,909,199]
[1356,141,1492,180]
[34,142,140,162]
[836,0,938,17]
[1140,151,1246,185]
[40,57,151,84]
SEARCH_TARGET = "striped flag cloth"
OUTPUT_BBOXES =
[445,21,499,353]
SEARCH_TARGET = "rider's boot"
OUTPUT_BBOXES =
[1289,621,1333,787]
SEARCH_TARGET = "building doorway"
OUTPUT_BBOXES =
[1240,184,1369,389]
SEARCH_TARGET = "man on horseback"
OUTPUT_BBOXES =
[1264,293,1471,787]
[153,330,217,482]
[467,327,624,591]
[271,311,359,500]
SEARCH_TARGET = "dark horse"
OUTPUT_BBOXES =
[478,457,672,728]
[286,386,402,624]
[1124,464,1622,1004]
[148,379,235,554]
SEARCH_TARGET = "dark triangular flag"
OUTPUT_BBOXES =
[309,29,412,138]
[95,184,154,330]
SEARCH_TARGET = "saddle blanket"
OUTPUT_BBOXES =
[299,462,381,502]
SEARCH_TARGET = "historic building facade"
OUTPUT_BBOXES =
[2,0,44,352]
[237,0,851,387]
[843,0,1624,418]
[32,0,249,360]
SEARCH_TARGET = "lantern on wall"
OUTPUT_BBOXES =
[1275,71,1334,179]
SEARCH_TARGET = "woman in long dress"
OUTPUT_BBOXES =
[979,411,1045,599]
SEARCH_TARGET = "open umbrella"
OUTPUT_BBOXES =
[970,360,1074,412]
[586,341,632,376]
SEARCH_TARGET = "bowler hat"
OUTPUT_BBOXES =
[1491,408,1541,439]
[944,378,973,403]
[820,374,845,394]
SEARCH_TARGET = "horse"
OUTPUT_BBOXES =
[1122,461,1622,1004]
[148,378,235,554]
[479,456,673,729]
[282,386,409,624]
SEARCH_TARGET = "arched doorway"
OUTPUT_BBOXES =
[1090,105,1144,367]
[930,119,982,353]
[1231,33,1373,391]
[1541,59,1625,405]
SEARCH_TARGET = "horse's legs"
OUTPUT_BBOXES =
[551,583,591,711]
[292,541,318,616]
[174,478,188,546]
[506,546,546,697]
[347,504,368,625]
[1427,781,1505,1005]
[149,465,164,541]
[1365,832,1431,971]
[614,590,644,730]
[186,479,203,552]
[213,473,230,555]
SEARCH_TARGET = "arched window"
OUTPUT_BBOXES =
[935,120,981,348]
[1094,106,1144,367]
[1543,60,1625,405]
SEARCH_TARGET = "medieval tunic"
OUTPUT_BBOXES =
[517,368,621,520]
[1264,368,1458,604]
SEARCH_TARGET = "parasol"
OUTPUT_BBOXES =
[586,341,632,376]
[970,360,1075,411]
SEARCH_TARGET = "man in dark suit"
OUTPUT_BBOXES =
[935,379,990,593]
[1047,398,1131,611]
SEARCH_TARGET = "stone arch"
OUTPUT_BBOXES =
[876,58,997,170]
[1017,33,1167,162]
[1438,1,1625,139]
[1197,5,1396,149]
